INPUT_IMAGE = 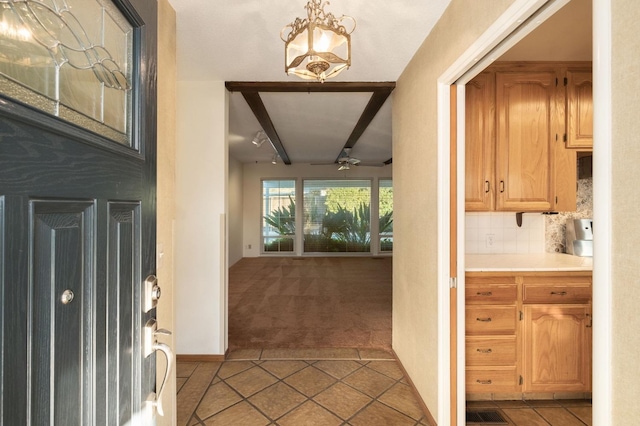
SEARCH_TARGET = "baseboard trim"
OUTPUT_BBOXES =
[176,353,227,362]
[391,349,437,426]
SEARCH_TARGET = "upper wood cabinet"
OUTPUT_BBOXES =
[465,72,495,211]
[465,63,582,212]
[495,71,559,211]
[566,69,593,149]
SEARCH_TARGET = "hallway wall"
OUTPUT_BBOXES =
[228,155,244,266]
[611,0,640,422]
[175,82,228,355]
[392,0,515,419]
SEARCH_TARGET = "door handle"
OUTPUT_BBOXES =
[144,319,174,417]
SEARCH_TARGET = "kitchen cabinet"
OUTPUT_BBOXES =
[522,275,592,393]
[465,63,581,212]
[465,275,519,393]
[566,69,593,149]
[465,271,592,398]
[465,72,495,211]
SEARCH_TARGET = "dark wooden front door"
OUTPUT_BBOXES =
[0,0,158,424]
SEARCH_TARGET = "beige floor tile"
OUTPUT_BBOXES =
[259,360,308,379]
[526,399,562,408]
[567,406,592,426]
[177,362,200,378]
[248,382,307,419]
[216,361,255,379]
[313,382,372,420]
[377,382,424,421]
[494,400,529,408]
[176,377,188,393]
[225,366,278,398]
[343,366,395,398]
[195,382,243,420]
[313,360,363,379]
[188,416,203,426]
[560,399,592,407]
[277,400,342,426]
[284,366,337,397]
[226,348,262,360]
[261,348,360,360]
[202,401,270,426]
[535,407,587,426]
[358,348,394,360]
[349,401,416,426]
[466,400,498,409]
[501,408,551,426]
[177,363,221,426]
[366,361,404,380]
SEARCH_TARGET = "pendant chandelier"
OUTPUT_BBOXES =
[280,0,356,83]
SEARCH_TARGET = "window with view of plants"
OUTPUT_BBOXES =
[262,180,296,252]
[303,180,373,253]
[379,179,393,252]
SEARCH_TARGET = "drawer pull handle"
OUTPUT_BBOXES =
[476,291,493,296]
[476,379,492,385]
[477,348,492,354]
[476,317,492,322]
[485,181,490,193]
[550,291,568,296]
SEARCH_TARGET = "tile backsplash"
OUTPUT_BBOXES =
[465,212,545,254]
[464,177,593,255]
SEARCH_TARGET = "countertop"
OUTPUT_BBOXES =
[466,253,593,272]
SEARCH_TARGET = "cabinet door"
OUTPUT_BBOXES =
[566,70,593,149]
[465,72,495,211]
[496,71,559,211]
[523,305,591,393]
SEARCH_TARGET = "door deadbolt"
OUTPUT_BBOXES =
[61,289,75,304]
[143,275,161,312]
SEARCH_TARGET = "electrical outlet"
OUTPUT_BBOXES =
[246,244,252,250]
[485,234,495,248]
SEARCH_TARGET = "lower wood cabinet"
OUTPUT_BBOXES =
[523,304,591,393]
[465,272,592,397]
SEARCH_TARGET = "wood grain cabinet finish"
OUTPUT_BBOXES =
[465,272,592,397]
[566,69,593,149]
[465,275,519,393]
[464,62,584,212]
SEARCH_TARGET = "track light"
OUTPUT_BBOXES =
[272,154,278,165]
[252,131,267,147]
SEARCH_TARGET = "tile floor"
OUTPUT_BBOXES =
[176,348,432,426]
[176,348,592,426]
[467,399,592,426]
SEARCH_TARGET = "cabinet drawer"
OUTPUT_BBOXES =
[466,306,517,335]
[522,285,591,304]
[466,336,517,366]
[466,367,520,393]
[466,285,517,304]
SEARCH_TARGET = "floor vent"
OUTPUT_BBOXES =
[466,410,508,424]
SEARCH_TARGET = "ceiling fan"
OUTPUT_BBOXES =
[312,148,385,170]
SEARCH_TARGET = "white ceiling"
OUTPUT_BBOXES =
[167,0,591,167]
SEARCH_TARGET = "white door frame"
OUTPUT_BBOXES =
[436,1,611,424]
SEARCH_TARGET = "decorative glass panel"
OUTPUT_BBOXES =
[0,0,133,145]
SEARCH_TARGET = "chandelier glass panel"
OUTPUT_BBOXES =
[281,0,355,82]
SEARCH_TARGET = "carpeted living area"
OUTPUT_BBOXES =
[229,257,392,350]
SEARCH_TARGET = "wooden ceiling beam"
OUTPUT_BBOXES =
[336,88,393,162]
[241,91,291,165]
[225,81,395,93]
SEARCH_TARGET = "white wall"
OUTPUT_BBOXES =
[175,81,228,355]
[241,162,392,257]
[228,155,243,266]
